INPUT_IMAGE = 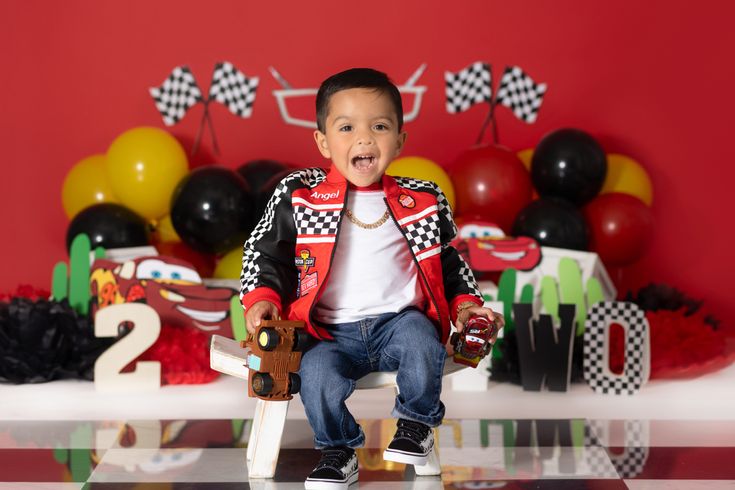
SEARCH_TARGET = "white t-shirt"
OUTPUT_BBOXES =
[313,189,425,324]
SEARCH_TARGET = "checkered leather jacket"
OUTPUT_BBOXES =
[239,166,482,342]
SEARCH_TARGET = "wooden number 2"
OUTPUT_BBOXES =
[94,303,161,392]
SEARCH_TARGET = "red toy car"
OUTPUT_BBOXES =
[450,316,498,368]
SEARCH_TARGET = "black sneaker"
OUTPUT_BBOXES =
[305,446,358,489]
[383,418,434,465]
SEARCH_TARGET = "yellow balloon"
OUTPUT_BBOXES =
[214,247,244,279]
[106,127,189,219]
[601,153,654,206]
[386,156,456,209]
[61,154,119,218]
[517,148,534,171]
[153,214,181,243]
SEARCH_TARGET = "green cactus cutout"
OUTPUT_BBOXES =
[51,262,68,301]
[539,258,608,335]
[230,295,247,341]
[540,275,560,324]
[586,277,604,307]
[51,234,94,315]
[520,283,534,304]
[558,258,585,335]
[496,268,516,332]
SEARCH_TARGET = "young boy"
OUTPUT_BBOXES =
[240,68,501,489]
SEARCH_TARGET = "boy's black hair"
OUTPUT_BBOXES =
[315,68,403,133]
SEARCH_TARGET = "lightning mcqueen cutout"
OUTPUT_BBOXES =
[451,221,542,272]
[90,256,236,338]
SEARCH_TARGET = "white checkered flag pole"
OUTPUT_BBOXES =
[445,62,499,144]
[190,61,259,156]
[149,66,204,126]
[495,65,547,124]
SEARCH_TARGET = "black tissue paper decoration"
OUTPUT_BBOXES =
[0,297,115,383]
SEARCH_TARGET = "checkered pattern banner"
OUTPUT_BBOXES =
[209,61,259,118]
[495,65,547,123]
[149,66,203,126]
[445,62,492,113]
[404,213,441,256]
[583,301,651,395]
[293,207,341,236]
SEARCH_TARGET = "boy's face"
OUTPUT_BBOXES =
[314,88,407,187]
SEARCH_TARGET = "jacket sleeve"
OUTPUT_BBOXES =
[239,176,299,314]
[433,185,484,322]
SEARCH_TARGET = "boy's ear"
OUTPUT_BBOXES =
[395,131,408,156]
[314,130,331,159]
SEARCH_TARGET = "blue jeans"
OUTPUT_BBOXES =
[298,308,447,449]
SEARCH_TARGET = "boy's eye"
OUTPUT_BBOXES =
[374,124,388,131]
[339,125,352,132]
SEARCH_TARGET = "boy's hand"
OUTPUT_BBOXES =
[245,300,280,334]
[455,304,504,342]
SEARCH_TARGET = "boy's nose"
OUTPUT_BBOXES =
[356,131,374,145]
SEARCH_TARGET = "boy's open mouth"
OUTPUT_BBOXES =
[351,154,376,171]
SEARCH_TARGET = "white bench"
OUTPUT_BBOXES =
[210,334,467,478]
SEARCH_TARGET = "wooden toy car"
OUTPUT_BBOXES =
[450,316,498,368]
[241,320,310,401]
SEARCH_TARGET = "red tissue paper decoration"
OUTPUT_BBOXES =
[137,324,219,385]
[0,285,51,302]
[611,284,735,379]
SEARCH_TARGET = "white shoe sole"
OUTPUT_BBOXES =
[383,448,429,466]
[304,472,358,489]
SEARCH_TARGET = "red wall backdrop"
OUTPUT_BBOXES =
[2,1,734,326]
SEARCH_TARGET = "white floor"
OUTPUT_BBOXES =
[2,362,734,421]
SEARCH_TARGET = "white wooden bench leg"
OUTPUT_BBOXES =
[414,442,441,476]
[247,399,289,479]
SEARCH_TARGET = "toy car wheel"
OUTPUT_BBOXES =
[257,328,279,351]
[292,329,310,352]
[251,372,274,396]
[288,373,301,395]
[450,332,460,348]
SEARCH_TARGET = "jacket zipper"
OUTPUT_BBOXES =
[307,189,349,340]
[383,197,443,332]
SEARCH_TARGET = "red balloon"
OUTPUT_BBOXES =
[452,145,533,232]
[583,193,653,266]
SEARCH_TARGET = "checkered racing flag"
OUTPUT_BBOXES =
[149,66,204,126]
[208,61,259,118]
[445,62,492,113]
[495,66,547,123]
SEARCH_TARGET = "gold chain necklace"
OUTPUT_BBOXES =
[344,208,390,229]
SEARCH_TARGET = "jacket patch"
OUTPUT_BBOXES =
[398,193,416,208]
[295,249,316,273]
[300,272,318,297]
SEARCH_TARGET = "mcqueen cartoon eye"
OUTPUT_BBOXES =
[137,259,202,284]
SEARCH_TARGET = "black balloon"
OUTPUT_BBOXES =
[171,166,255,254]
[66,203,149,253]
[253,169,293,224]
[512,198,589,251]
[531,128,607,206]
[236,160,291,196]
